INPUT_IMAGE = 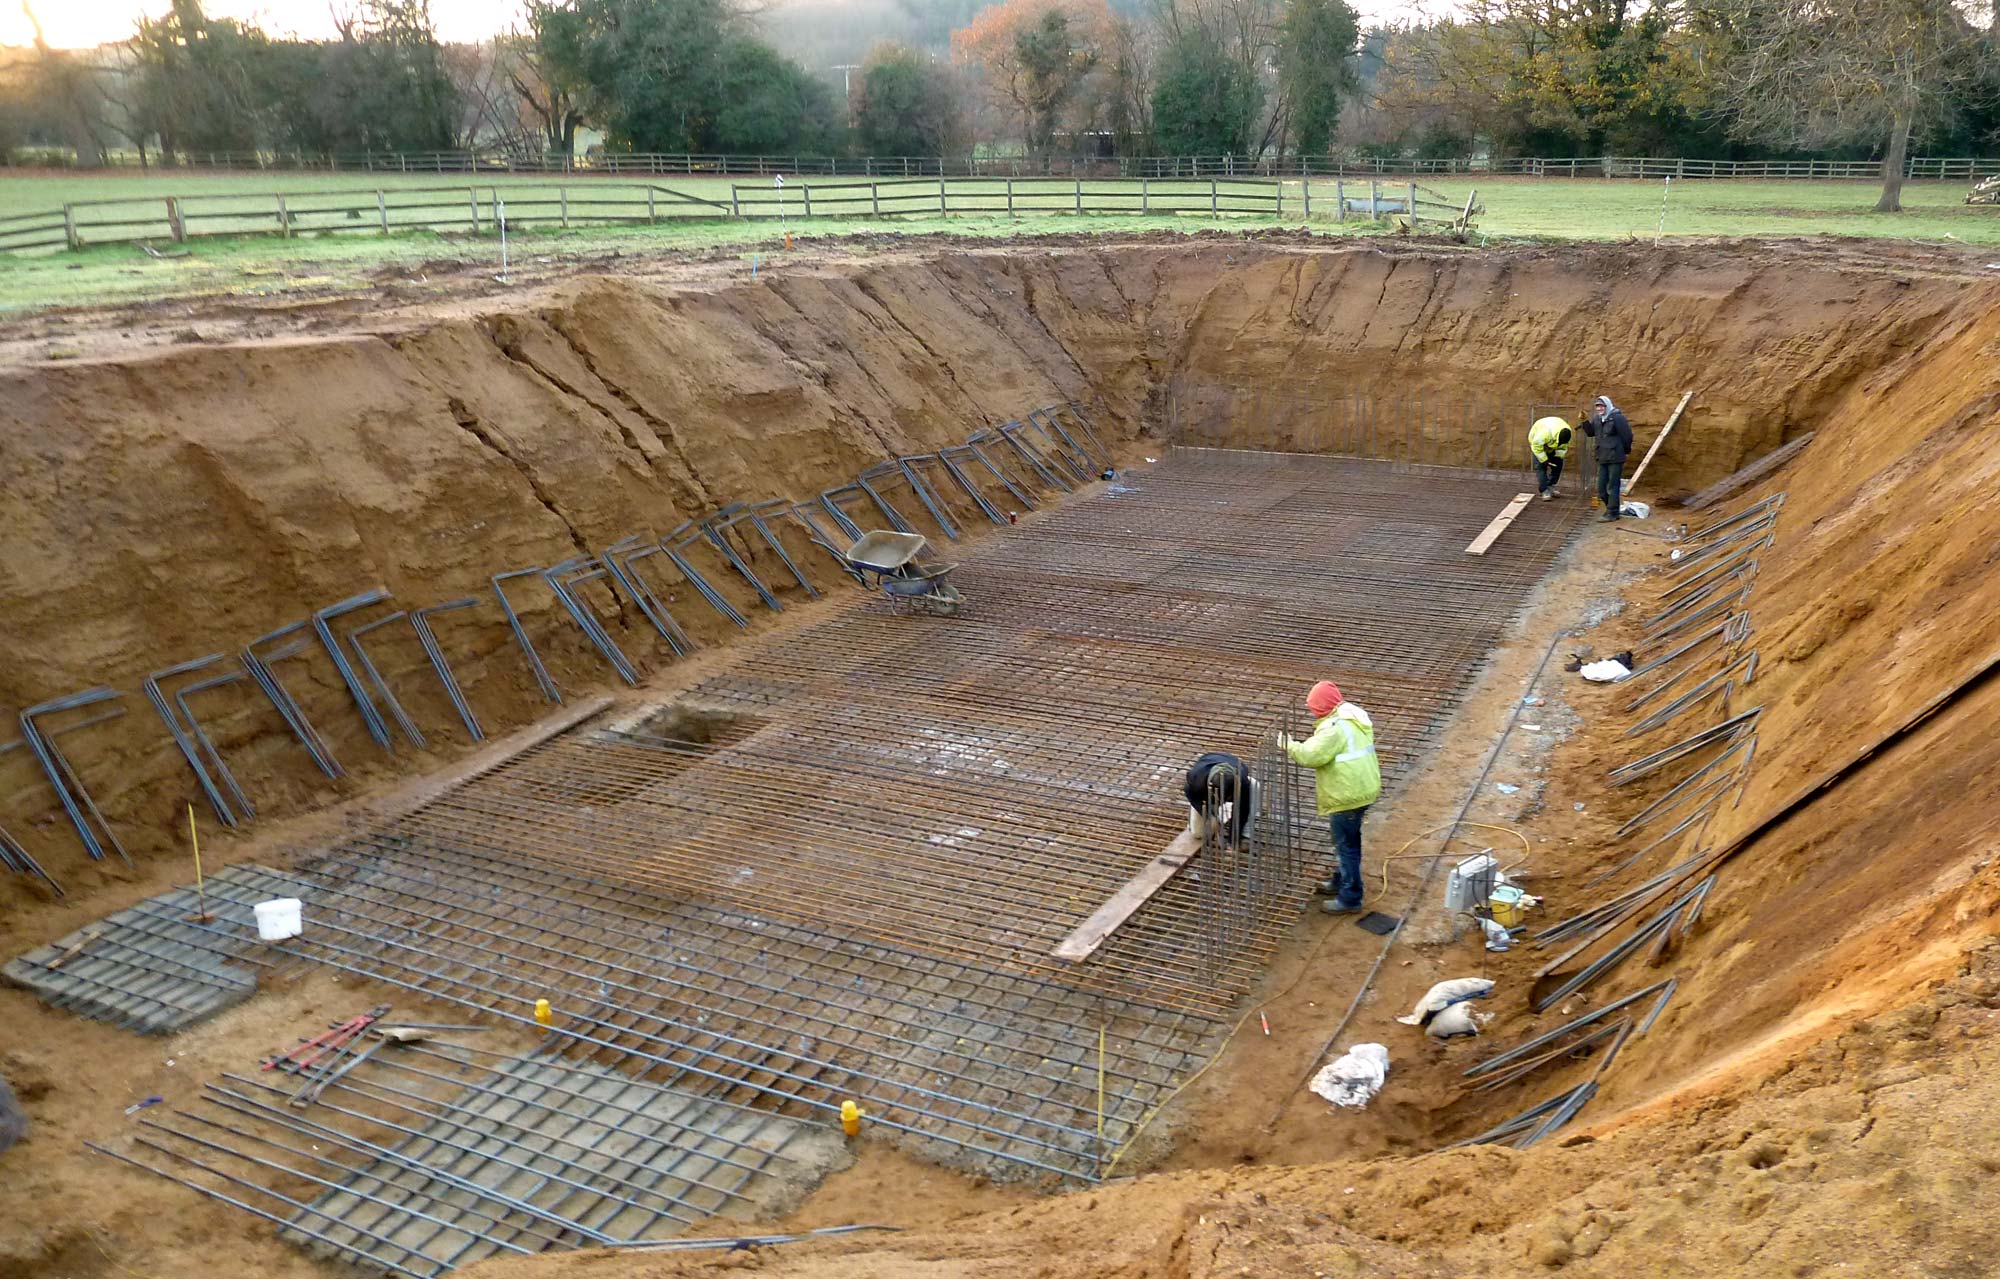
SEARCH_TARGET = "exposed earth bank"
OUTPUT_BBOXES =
[4,236,1998,1279]
[5,237,1987,914]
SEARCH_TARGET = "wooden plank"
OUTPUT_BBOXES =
[1623,389,1696,494]
[1465,493,1536,556]
[1052,830,1201,963]
[1680,433,1816,510]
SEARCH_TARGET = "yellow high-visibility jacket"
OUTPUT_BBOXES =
[1286,703,1382,816]
[1529,416,1573,462]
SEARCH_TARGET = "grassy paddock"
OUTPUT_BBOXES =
[0,171,1992,314]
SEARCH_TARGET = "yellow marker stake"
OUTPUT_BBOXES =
[1097,1025,1107,1162]
[187,804,210,922]
[534,998,552,1027]
[840,1099,862,1137]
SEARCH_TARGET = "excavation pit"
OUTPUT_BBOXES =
[48,448,1583,1211]
[8,236,1999,1279]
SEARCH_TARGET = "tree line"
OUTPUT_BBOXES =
[4,0,1996,211]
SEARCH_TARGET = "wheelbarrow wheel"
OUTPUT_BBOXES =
[918,585,965,618]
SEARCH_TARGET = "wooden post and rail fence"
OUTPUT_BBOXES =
[0,176,1482,255]
[19,148,2000,181]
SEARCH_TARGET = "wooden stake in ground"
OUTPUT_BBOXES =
[187,803,211,923]
[1465,493,1536,556]
[1624,389,1696,495]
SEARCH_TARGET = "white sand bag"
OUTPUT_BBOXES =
[1309,1043,1390,1108]
[1427,1004,1484,1039]
[1396,977,1494,1026]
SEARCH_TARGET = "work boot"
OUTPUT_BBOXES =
[1321,900,1364,916]
[1539,490,1554,503]
[1314,876,1341,898]
[1598,511,1617,522]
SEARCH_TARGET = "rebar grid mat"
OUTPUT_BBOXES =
[1167,388,1603,495]
[679,450,1583,993]
[98,1034,841,1279]
[168,858,1209,1184]
[237,452,1573,1182]
[3,864,313,1033]
[56,451,1579,1190]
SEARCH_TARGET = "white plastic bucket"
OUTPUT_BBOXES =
[253,897,303,941]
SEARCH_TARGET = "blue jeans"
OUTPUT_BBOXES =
[1598,460,1624,516]
[1535,455,1564,494]
[1329,807,1368,909]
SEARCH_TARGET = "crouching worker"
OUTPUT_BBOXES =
[1184,752,1256,846]
[1283,681,1382,915]
[1528,416,1574,502]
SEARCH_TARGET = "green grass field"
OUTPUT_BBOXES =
[0,170,1993,314]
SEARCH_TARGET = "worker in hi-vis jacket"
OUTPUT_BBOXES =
[1283,681,1382,915]
[1529,416,1574,502]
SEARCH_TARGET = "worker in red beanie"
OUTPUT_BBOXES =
[1284,680,1382,914]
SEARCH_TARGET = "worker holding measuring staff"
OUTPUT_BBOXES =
[1282,681,1382,915]
[1528,416,1574,502]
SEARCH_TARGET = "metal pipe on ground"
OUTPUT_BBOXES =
[144,654,239,826]
[242,622,343,777]
[175,669,256,820]
[311,589,398,751]
[347,612,427,752]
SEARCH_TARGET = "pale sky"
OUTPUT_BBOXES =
[2,1,531,48]
[2,0,1437,51]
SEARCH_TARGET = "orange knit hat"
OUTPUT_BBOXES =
[1306,681,1343,717]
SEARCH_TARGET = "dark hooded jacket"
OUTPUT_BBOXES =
[1584,398,1634,464]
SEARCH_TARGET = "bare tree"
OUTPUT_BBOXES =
[1714,0,1993,211]
[507,8,585,158]
[447,40,541,152]
[19,1,126,165]
[1150,0,1287,156]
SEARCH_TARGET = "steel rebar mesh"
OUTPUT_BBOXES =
[1166,386,1602,496]
[132,449,1585,1187]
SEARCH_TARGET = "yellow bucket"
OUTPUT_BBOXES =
[1489,890,1528,929]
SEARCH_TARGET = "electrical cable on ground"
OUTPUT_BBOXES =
[1259,627,1577,1133]
[1104,637,1570,1174]
[1373,820,1534,897]
[89,1227,158,1279]
[1103,493,1584,1173]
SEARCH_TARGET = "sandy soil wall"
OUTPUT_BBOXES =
[0,262,1099,920]
[0,242,1982,929]
[1597,278,2000,1111]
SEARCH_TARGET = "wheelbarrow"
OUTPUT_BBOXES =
[843,530,966,617]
